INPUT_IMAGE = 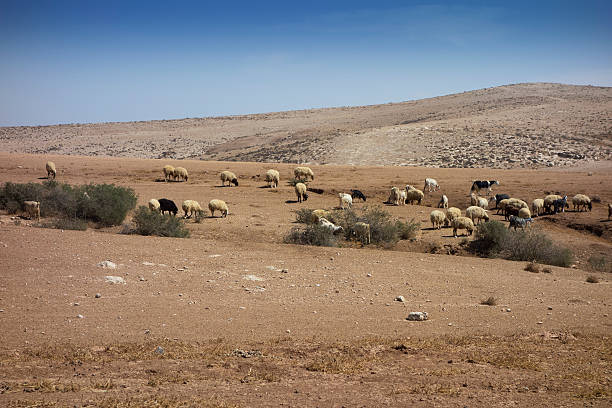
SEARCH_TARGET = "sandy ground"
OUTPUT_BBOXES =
[0,152,611,406]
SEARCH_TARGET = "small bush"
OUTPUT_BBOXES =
[40,218,88,231]
[480,296,498,306]
[396,219,420,240]
[79,184,137,226]
[588,256,610,272]
[130,206,190,238]
[470,221,572,267]
[284,224,337,247]
[524,263,540,273]
[287,178,306,187]
[294,208,315,224]
[586,275,599,284]
[542,267,553,274]
[591,195,601,203]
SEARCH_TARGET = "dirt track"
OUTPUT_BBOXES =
[0,153,611,406]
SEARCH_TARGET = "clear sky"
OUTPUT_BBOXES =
[1,0,611,126]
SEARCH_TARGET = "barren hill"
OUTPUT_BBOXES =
[1,82,611,168]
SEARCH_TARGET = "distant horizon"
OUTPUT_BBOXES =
[2,1,611,127]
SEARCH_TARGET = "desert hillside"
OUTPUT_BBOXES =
[1,83,611,168]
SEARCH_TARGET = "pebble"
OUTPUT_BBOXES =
[406,312,429,321]
[395,296,406,303]
[537,321,543,324]
[73,302,79,306]
[155,346,165,355]
[547,306,553,310]
[95,293,101,298]
[77,314,84,319]
[366,273,372,277]
[286,329,291,333]
[506,308,511,312]
[281,268,288,273]
[97,260,117,269]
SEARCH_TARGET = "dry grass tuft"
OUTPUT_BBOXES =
[480,296,498,306]
[586,275,600,283]
[524,262,540,273]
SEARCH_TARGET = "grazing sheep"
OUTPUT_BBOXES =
[350,189,366,202]
[318,217,343,234]
[294,166,314,181]
[220,170,239,187]
[405,186,424,205]
[423,178,440,193]
[444,207,462,226]
[265,169,280,188]
[451,216,475,237]
[354,222,371,244]
[148,198,161,212]
[544,194,562,214]
[339,193,353,209]
[608,203,612,220]
[311,209,331,223]
[531,199,544,217]
[477,197,489,210]
[182,200,205,219]
[497,198,510,215]
[471,180,499,195]
[518,207,531,219]
[163,165,175,182]
[438,194,448,209]
[208,199,229,217]
[553,196,568,214]
[45,161,56,179]
[158,198,178,216]
[430,210,446,229]
[572,194,592,212]
[489,193,510,209]
[398,189,407,206]
[504,198,529,220]
[470,193,479,207]
[508,215,533,230]
[173,167,189,182]
[23,201,40,221]
[466,206,489,225]
[388,187,402,206]
[295,183,308,203]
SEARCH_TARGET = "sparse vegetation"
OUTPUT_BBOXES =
[542,267,553,274]
[294,208,314,224]
[129,206,190,238]
[588,255,610,272]
[284,224,338,247]
[524,262,540,273]
[470,221,573,267]
[40,217,88,231]
[0,181,137,227]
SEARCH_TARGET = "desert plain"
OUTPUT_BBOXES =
[0,83,611,407]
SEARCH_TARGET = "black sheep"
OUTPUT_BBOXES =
[158,198,178,216]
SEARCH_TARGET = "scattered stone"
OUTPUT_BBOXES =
[105,276,125,284]
[281,268,288,273]
[95,293,101,298]
[448,323,453,326]
[286,329,291,333]
[139,277,145,281]
[537,321,544,324]
[77,314,84,319]
[97,260,117,269]
[547,306,553,310]
[243,275,265,281]
[406,312,428,321]
[73,302,79,306]
[155,346,164,355]
[395,296,406,303]
[366,273,372,277]
[233,349,262,358]
[142,261,155,266]
[506,308,511,312]
[144,329,150,334]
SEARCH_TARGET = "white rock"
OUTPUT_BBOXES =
[395,296,406,303]
[243,275,265,281]
[105,276,125,284]
[97,261,117,269]
[406,312,428,321]
[142,261,155,266]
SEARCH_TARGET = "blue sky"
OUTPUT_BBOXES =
[1,0,611,126]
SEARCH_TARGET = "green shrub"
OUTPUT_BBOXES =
[0,181,137,227]
[284,224,337,247]
[130,206,190,238]
[470,221,572,267]
[588,256,610,272]
[294,208,315,224]
[396,219,420,240]
[287,178,307,187]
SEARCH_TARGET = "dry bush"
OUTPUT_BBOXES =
[524,262,540,273]
[480,296,498,306]
[586,275,599,283]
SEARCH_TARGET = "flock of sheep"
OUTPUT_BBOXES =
[18,162,612,244]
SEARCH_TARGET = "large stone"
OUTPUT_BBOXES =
[406,312,429,321]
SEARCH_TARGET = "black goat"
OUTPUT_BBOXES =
[158,198,178,216]
[350,189,366,202]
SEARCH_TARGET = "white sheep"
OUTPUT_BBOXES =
[318,217,343,234]
[466,206,489,225]
[451,216,475,237]
[388,187,402,206]
[544,194,562,214]
[430,210,446,229]
[265,169,280,188]
[404,186,424,205]
[148,198,161,212]
[470,193,479,207]
[354,222,371,245]
[163,165,175,182]
[438,194,448,209]
[182,200,205,219]
[423,178,440,192]
[173,167,189,182]
[23,201,40,221]
[445,207,462,226]
[531,199,544,217]
[295,182,308,203]
[572,194,592,212]
[220,170,239,187]
[208,199,229,218]
[339,193,353,209]
[497,198,510,215]
[294,166,314,181]
[477,197,489,210]
[518,207,531,219]
[45,161,56,179]
[399,189,407,206]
